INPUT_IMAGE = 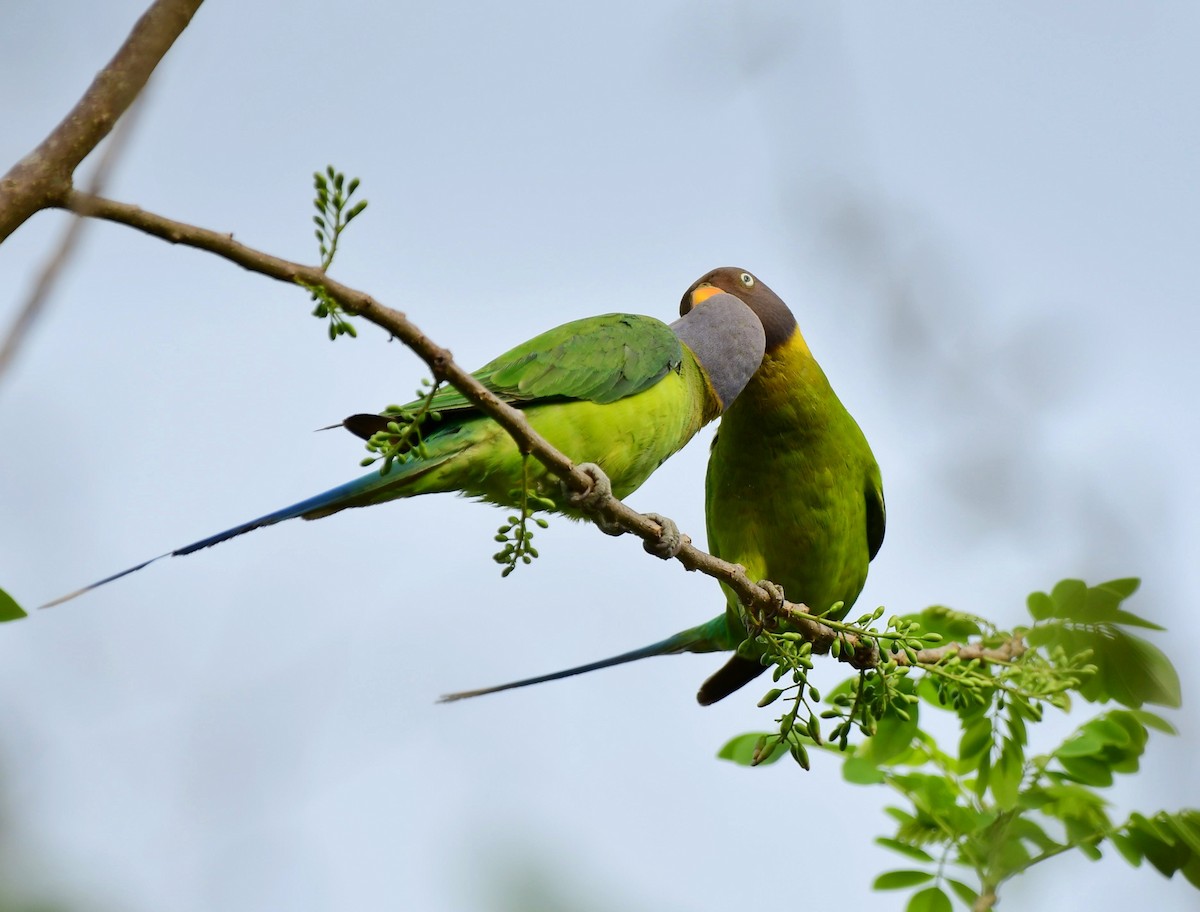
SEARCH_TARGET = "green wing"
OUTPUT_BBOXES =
[866,473,886,561]
[410,313,681,414]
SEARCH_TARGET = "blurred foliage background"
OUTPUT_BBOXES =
[1,1,1197,909]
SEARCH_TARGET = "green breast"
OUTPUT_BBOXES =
[705,332,882,619]
[410,348,714,517]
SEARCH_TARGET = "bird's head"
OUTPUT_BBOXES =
[681,267,797,353]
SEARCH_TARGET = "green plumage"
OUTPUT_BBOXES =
[45,301,769,608]
[441,268,885,706]
[695,305,885,702]
[708,333,883,614]
[330,313,718,518]
[422,313,686,410]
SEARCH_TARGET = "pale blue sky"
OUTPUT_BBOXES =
[2,2,1197,910]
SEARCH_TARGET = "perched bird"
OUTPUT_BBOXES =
[443,267,884,705]
[43,295,768,607]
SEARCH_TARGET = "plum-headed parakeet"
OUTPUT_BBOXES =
[44,291,768,607]
[444,267,884,704]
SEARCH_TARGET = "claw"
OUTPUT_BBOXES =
[758,579,785,608]
[753,579,787,630]
[567,462,624,536]
[567,463,612,509]
[642,512,683,559]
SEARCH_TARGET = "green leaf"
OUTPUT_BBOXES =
[972,748,992,798]
[1027,590,1054,621]
[1116,630,1182,708]
[0,586,26,622]
[1097,577,1140,599]
[873,870,934,890]
[875,838,935,863]
[1082,582,1123,622]
[990,737,1024,810]
[1029,782,1112,840]
[1091,716,1135,747]
[1057,753,1114,787]
[1078,840,1103,861]
[1005,705,1028,746]
[717,733,764,767]
[945,879,979,906]
[1024,624,1055,648]
[906,886,952,912]
[959,715,994,763]
[1011,817,1062,854]
[1163,811,1200,856]
[843,756,886,785]
[1184,857,1200,890]
[890,772,963,815]
[753,738,787,766]
[1110,609,1165,631]
[858,702,920,765]
[907,605,983,640]
[716,733,786,767]
[1055,727,1110,759]
[885,806,917,827]
[1049,578,1088,620]
[1108,830,1144,867]
[1124,812,1194,880]
[1042,622,1180,708]
[996,831,1034,871]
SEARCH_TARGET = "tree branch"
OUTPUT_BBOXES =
[775,599,1027,670]
[910,637,1027,666]
[49,193,1032,681]
[0,0,1005,680]
[56,189,884,663]
[0,0,203,243]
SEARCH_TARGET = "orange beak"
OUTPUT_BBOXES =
[682,283,723,315]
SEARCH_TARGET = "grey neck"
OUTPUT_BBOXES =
[670,293,766,409]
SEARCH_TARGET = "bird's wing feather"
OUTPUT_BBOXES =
[396,313,682,418]
[866,475,886,562]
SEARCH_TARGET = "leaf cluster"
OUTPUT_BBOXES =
[359,379,443,474]
[304,165,368,340]
[719,578,1192,909]
[492,455,555,577]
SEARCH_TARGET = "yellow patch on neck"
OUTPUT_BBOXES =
[774,324,812,360]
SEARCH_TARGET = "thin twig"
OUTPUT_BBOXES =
[0,100,146,384]
[910,637,1027,666]
[0,0,202,242]
[58,194,1028,677]
[56,189,870,658]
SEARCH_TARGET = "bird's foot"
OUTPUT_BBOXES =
[753,579,787,630]
[567,463,625,536]
[642,513,684,559]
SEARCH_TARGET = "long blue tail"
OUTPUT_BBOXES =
[438,614,737,702]
[40,460,430,608]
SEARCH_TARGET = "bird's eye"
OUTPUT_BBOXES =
[740,272,755,288]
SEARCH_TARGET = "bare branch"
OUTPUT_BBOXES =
[910,636,1028,666]
[58,189,851,654]
[59,190,1031,679]
[0,0,203,242]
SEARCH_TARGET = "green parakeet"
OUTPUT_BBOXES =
[443,267,884,704]
[44,293,768,607]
